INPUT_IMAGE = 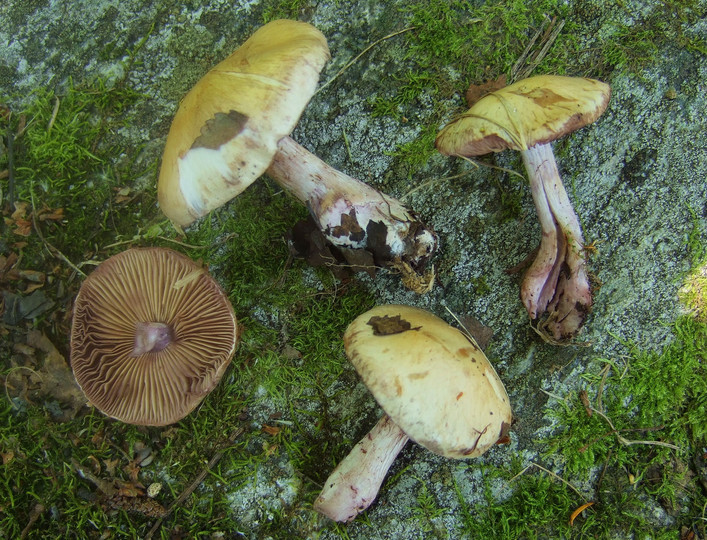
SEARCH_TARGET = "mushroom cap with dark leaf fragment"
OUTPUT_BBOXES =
[70,247,237,426]
[158,19,330,226]
[343,305,512,459]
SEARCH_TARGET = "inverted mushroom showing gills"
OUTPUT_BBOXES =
[158,20,437,288]
[70,248,238,426]
[436,75,611,342]
[314,305,512,522]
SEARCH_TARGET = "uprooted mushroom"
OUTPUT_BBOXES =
[158,20,437,291]
[70,247,238,426]
[436,75,611,342]
[314,305,512,522]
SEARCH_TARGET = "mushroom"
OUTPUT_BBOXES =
[435,75,611,342]
[70,247,238,426]
[158,20,437,287]
[314,305,512,522]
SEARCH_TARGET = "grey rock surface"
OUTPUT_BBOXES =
[2,0,705,537]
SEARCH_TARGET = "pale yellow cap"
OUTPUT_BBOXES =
[344,305,512,459]
[158,20,330,226]
[436,75,610,156]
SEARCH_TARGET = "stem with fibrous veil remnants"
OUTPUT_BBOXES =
[267,135,437,273]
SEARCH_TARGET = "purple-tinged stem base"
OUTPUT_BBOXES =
[520,143,592,342]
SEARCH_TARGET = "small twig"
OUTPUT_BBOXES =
[341,128,353,164]
[405,154,526,202]
[508,462,588,501]
[402,171,474,201]
[47,97,60,133]
[6,128,15,208]
[541,389,568,403]
[316,27,416,95]
[510,20,543,80]
[589,407,679,450]
[510,16,565,82]
[596,449,612,493]
[144,427,244,540]
[29,192,86,278]
[595,362,612,413]
[72,458,117,497]
[3,366,42,408]
[579,390,592,417]
[20,503,45,539]
[443,306,482,351]
[102,234,216,251]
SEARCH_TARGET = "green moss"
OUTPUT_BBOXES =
[456,464,575,539]
[469,275,491,296]
[385,123,438,178]
[405,0,576,87]
[593,0,707,74]
[452,217,707,539]
[374,0,580,189]
[261,0,316,22]
[538,314,707,534]
[2,78,152,264]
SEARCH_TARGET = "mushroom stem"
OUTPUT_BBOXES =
[132,322,173,356]
[314,414,409,522]
[267,136,437,271]
[520,143,592,341]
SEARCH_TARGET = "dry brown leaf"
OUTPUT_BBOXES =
[103,458,119,477]
[23,282,45,294]
[465,75,507,107]
[26,330,87,418]
[123,461,142,483]
[262,424,281,436]
[459,315,495,351]
[11,202,29,220]
[12,219,32,237]
[37,207,64,222]
[115,480,145,498]
[1,450,14,465]
[12,343,35,356]
[114,187,133,204]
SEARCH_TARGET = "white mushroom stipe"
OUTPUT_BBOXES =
[520,143,592,338]
[267,136,437,267]
[314,415,409,522]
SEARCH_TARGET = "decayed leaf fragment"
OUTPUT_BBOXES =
[569,501,595,525]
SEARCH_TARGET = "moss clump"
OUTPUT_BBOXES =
[593,0,707,75]
[539,314,707,536]
[2,79,153,264]
[261,0,315,22]
[456,463,576,539]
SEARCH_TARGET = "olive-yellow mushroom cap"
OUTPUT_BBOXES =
[343,305,512,459]
[158,19,330,226]
[436,75,611,156]
[70,248,238,426]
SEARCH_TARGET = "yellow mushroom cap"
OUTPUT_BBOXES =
[436,75,611,156]
[158,20,330,226]
[70,248,238,426]
[343,305,512,459]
